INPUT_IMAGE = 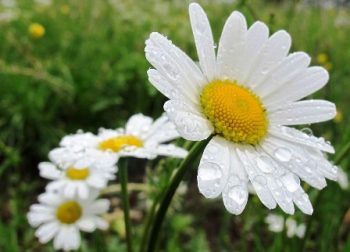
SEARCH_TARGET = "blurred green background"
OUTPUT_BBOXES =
[1,0,350,251]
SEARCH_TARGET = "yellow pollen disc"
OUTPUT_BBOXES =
[200,80,268,145]
[98,135,144,152]
[66,167,90,180]
[56,201,82,224]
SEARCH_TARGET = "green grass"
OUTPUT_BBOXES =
[0,0,350,251]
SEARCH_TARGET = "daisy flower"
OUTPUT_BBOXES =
[145,3,338,215]
[27,191,109,251]
[40,148,117,199]
[59,113,188,160]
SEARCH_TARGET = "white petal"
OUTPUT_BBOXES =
[269,100,336,125]
[246,30,291,89]
[269,125,335,153]
[292,188,313,215]
[155,144,188,158]
[144,114,180,143]
[94,217,109,230]
[189,3,216,80]
[262,136,328,190]
[63,183,78,199]
[46,180,66,192]
[35,221,59,243]
[222,179,248,215]
[235,147,277,209]
[38,162,62,180]
[90,199,110,214]
[77,218,96,232]
[27,212,54,227]
[38,193,62,206]
[62,226,81,251]
[266,177,295,214]
[86,176,107,189]
[145,32,205,104]
[216,11,247,79]
[337,168,348,189]
[256,52,311,97]
[197,136,230,198]
[125,113,153,137]
[77,183,89,199]
[164,100,213,141]
[53,227,66,250]
[238,21,269,84]
[264,66,329,108]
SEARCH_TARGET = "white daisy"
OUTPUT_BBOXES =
[265,214,306,238]
[145,3,338,215]
[59,113,188,160]
[40,148,117,199]
[27,191,109,251]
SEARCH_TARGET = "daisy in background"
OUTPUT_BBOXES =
[40,148,118,199]
[59,113,188,160]
[265,214,306,238]
[145,3,340,215]
[27,191,109,251]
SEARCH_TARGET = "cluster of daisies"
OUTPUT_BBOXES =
[27,2,349,251]
[27,114,187,251]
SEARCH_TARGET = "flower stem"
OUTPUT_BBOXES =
[119,159,133,252]
[146,137,211,252]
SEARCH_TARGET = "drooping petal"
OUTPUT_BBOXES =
[164,100,213,141]
[269,100,336,125]
[269,125,335,153]
[197,136,230,198]
[35,221,59,243]
[189,3,216,81]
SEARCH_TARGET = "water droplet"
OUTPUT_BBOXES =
[301,128,313,136]
[274,147,292,162]
[198,162,222,181]
[257,155,274,173]
[281,173,300,192]
[228,185,247,205]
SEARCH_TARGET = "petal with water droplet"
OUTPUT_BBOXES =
[197,136,230,198]
[164,100,213,141]
[269,100,336,126]
[222,183,248,215]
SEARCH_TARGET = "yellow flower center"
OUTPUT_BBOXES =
[98,135,144,152]
[56,201,82,224]
[200,80,268,145]
[66,167,90,180]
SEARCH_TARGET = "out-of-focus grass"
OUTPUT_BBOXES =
[0,0,349,251]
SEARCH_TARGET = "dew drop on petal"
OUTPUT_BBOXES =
[274,147,292,162]
[281,173,300,192]
[256,155,274,173]
[198,162,222,181]
[228,185,247,205]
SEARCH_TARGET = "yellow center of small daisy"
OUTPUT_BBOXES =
[98,135,144,152]
[56,201,82,224]
[200,80,268,145]
[66,167,90,180]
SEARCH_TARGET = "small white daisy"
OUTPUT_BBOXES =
[41,148,117,199]
[265,214,306,238]
[145,3,338,215]
[27,191,109,251]
[59,113,188,160]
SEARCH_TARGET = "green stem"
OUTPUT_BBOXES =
[119,159,133,252]
[146,137,211,252]
[300,140,350,251]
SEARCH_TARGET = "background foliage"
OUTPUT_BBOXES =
[0,0,350,251]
